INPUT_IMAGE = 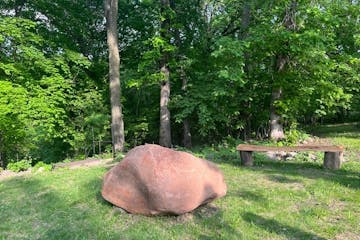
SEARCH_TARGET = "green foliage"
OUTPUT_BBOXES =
[6,159,32,173]
[284,129,309,145]
[32,161,53,172]
[0,81,28,158]
[114,152,126,162]
[279,123,310,146]
[1,0,359,160]
[0,13,109,163]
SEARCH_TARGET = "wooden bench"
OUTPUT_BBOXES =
[236,144,344,170]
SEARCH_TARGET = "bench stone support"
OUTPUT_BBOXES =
[240,151,253,166]
[323,151,342,170]
[237,144,343,170]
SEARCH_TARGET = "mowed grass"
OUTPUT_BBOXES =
[1,126,360,239]
[309,122,360,153]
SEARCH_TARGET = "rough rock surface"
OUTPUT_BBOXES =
[101,144,227,215]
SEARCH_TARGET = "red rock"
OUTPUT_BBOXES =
[101,144,227,215]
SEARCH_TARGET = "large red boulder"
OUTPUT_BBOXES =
[101,144,227,215]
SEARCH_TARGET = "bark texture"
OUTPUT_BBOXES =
[159,0,172,147]
[104,0,125,153]
[183,119,192,148]
[269,1,297,141]
[270,86,285,140]
[181,67,192,148]
[171,0,191,148]
[159,66,171,147]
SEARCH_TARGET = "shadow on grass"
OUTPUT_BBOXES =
[249,158,360,190]
[242,212,327,240]
[79,170,241,239]
[190,204,241,240]
[231,190,268,203]
[0,174,118,239]
[266,174,303,184]
[80,174,113,207]
[202,148,360,190]
[309,122,360,138]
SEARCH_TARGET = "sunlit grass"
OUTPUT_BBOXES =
[310,122,360,152]
[1,128,359,239]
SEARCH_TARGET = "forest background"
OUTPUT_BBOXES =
[0,0,359,167]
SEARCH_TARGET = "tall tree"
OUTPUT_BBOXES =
[104,0,125,153]
[159,0,172,147]
[269,1,297,141]
[171,0,192,148]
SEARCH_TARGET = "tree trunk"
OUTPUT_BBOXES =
[240,3,251,39]
[159,0,172,147]
[182,119,192,148]
[181,72,192,148]
[159,65,172,147]
[171,0,191,148]
[104,0,125,153]
[240,3,252,141]
[270,86,285,140]
[14,0,26,16]
[269,1,297,141]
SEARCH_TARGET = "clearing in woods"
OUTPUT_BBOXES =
[0,123,359,239]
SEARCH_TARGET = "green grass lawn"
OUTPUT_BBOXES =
[309,122,360,152]
[1,126,360,239]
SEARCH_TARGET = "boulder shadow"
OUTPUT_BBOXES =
[193,205,242,240]
[81,175,114,207]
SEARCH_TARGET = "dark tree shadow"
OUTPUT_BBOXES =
[1,175,119,239]
[230,190,268,203]
[203,148,360,190]
[248,159,360,190]
[266,174,303,184]
[242,212,327,240]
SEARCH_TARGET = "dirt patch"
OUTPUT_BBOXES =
[194,203,220,218]
[174,212,195,223]
[328,200,347,211]
[333,232,360,240]
[54,158,114,169]
[301,137,333,145]
[0,158,115,182]
[168,203,220,224]
[0,169,31,181]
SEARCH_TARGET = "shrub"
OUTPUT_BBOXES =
[281,123,310,145]
[114,153,125,162]
[0,167,3,172]
[7,159,32,172]
[32,161,53,172]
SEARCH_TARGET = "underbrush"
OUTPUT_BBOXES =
[6,159,32,173]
